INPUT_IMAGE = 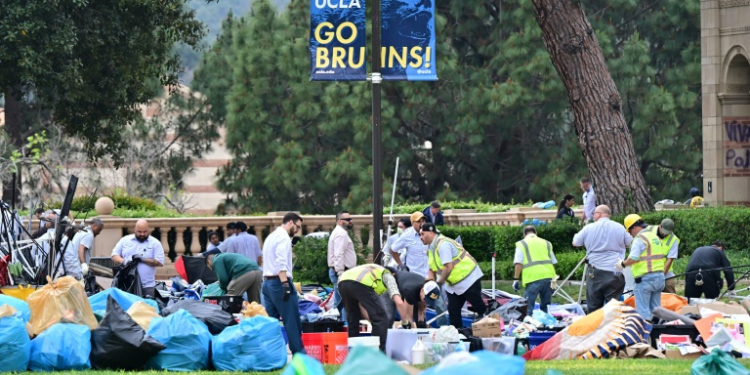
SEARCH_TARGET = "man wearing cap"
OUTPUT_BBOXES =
[660,219,680,294]
[338,264,412,351]
[685,241,735,299]
[572,205,632,313]
[512,225,557,313]
[390,212,430,277]
[422,201,444,226]
[420,223,486,328]
[615,215,669,320]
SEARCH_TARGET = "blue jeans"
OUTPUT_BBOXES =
[262,278,305,354]
[634,272,665,320]
[328,268,345,318]
[525,278,553,313]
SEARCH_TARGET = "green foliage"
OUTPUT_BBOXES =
[478,251,587,281]
[388,201,531,215]
[197,0,701,214]
[439,226,497,262]
[292,233,369,285]
[0,0,208,160]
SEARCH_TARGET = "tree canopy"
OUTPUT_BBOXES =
[193,0,701,214]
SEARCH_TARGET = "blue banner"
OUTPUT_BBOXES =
[380,0,438,81]
[310,0,367,81]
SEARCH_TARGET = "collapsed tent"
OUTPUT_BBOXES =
[523,300,651,360]
[175,256,217,284]
[623,293,688,313]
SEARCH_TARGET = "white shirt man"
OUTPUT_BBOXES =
[111,220,164,295]
[580,178,596,223]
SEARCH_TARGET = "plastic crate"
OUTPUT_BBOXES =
[528,331,556,350]
[649,324,700,348]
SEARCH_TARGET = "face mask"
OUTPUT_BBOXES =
[397,227,404,234]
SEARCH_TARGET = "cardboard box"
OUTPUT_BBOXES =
[681,301,747,317]
[472,315,503,338]
[664,350,703,360]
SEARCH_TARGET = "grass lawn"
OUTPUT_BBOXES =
[9,359,750,374]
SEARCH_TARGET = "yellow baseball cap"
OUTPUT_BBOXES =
[410,211,426,223]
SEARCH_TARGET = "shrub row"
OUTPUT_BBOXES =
[386,200,530,215]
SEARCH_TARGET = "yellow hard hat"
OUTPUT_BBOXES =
[624,214,642,231]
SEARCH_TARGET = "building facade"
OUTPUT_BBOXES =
[702,0,750,206]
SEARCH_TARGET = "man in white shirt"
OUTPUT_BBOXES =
[57,218,104,279]
[390,212,430,277]
[111,219,165,298]
[580,177,596,223]
[262,212,305,355]
[327,211,357,313]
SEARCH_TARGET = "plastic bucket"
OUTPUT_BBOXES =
[323,332,349,364]
[302,333,325,362]
[528,331,556,350]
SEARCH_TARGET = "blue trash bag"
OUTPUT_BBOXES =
[146,309,211,371]
[0,313,31,371]
[0,294,31,322]
[29,323,91,371]
[281,353,326,375]
[89,288,159,317]
[420,351,525,375]
[212,316,287,371]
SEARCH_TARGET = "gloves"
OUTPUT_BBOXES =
[550,277,559,290]
[131,254,143,263]
[282,281,293,302]
[397,264,408,272]
[81,263,89,276]
[614,258,625,272]
[512,280,520,292]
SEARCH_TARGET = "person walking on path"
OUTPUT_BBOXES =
[513,225,557,313]
[580,178,596,223]
[572,205,632,313]
[261,212,305,354]
[207,253,262,303]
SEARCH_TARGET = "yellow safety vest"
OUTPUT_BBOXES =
[631,226,666,278]
[339,264,388,295]
[517,236,556,286]
[662,233,680,272]
[427,236,478,286]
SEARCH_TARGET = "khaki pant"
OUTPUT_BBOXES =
[227,270,262,303]
[663,277,676,294]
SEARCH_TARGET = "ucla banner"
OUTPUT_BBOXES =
[380,0,437,81]
[310,0,367,81]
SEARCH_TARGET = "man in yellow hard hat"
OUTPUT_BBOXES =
[615,214,668,321]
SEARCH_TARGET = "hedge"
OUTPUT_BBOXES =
[293,236,370,285]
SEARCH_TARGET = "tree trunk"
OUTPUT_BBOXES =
[2,87,23,205]
[529,0,652,214]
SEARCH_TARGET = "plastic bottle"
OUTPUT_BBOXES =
[411,338,425,365]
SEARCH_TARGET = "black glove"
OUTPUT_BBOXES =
[283,281,293,302]
[131,254,143,263]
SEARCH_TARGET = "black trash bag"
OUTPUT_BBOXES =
[181,256,218,284]
[491,298,528,322]
[90,296,166,369]
[84,273,101,296]
[162,299,236,335]
[111,260,144,297]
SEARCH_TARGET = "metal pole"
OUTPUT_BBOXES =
[371,0,383,264]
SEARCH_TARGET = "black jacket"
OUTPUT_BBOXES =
[686,246,735,289]
[422,207,444,226]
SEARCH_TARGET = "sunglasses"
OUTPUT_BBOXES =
[340,218,353,222]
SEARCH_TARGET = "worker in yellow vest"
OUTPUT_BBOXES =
[338,264,412,351]
[659,219,679,294]
[512,226,557,313]
[420,223,486,328]
[615,214,667,321]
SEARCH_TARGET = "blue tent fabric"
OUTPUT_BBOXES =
[0,313,31,372]
[146,310,211,371]
[212,316,287,371]
[29,323,91,371]
[89,288,159,317]
[0,294,31,322]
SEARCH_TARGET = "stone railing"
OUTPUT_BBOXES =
[78,208,586,279]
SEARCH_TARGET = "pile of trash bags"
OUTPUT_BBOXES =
[0,276,288,372]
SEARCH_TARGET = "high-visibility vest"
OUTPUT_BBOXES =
[631,226,666,278]
[427,236,478,286]
[662,233,680,272]
[339,264,388,295]
[516,236,556,286]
